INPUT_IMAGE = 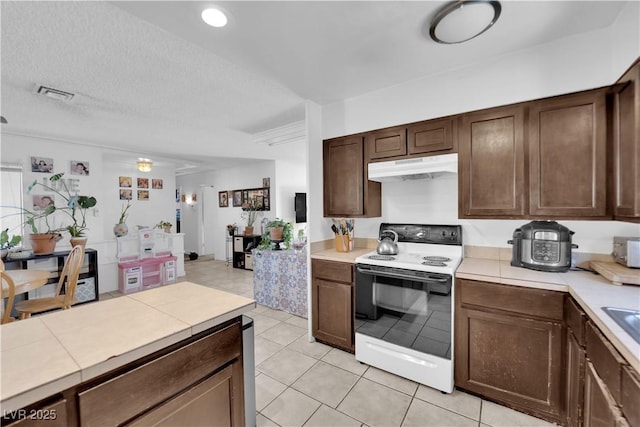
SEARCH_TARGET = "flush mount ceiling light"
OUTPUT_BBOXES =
[137,158,153,172]
[201,7,228,27]
[429,0,501,44]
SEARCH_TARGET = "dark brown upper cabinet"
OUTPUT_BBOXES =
[407,117,455,156]
[323,135,381,217]
[459,87,609,219]
[366,126,407,161]
[528,88,608,218]
[612,58,640,223]
[366,118,456,162]
[458,104,526,218]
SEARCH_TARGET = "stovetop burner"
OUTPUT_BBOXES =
[423,256,451,262]
[368,255,396,261]
[421,260,447,267]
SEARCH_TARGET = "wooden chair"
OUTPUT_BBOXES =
[14,245,85,319]
[1,271,17,324]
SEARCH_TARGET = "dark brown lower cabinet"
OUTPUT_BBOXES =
[3,319,245,427]
[565,296,587,427]
[583,361,625,427]
[128,364,237,426]
[455,279,564,423]
[311,259,354,352]
[566,330,587,427]
[456,284,640,426]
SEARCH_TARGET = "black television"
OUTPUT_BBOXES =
[295,192,307,223]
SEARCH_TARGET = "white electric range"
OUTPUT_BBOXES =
[354,223,463,393]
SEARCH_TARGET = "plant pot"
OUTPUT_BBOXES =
[269,226,284,241]
[245,226,254,235]
[113,223,128,238]
[70,237,87,248]
[30,233,62,255]
[163,226,171,233]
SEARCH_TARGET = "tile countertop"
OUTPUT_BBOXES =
[310,247,373,263]
[457,258,640,373]
[0,282,255,413]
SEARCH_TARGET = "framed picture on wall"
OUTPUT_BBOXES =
[263,177,270,188]
[119,176,132,188]
[137,177,149,188]
[70,161,90,176]
[233,190,242,207]
[31,157,54,173]
[138,190,149,201]
[152,178,163,189]
[120,189,133,200]
[219,191,228,207]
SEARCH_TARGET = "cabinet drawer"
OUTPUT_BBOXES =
[458,279,564,321]
[565,297,586,346]
[78,321,242,427]
[586,321,626,405]
[621,366,640,426]
[312,259,353,283]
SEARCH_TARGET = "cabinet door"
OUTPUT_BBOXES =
[323,136,381,217]
[312,271,354,352]
[455,307,563,422]
[566,331,586,427]
[613,60,640,221]
[407,117,454,155]
[127,364,242,427]
[458,105,526,218]
[529,89,608,217]
[584,361,623,427]
[366,126,407,160]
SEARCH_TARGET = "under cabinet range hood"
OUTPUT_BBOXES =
[368,153,458,182]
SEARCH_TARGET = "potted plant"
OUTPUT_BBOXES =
[258,218,293,250]
[66,194,97,247]
[240,202,262,235]
[114,201,131,237]
[0,228,22,259]
[25,173,97,251]
[155,220,173,233]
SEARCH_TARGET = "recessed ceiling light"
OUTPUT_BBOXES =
[201,8,228,28]
[430,0,501,44]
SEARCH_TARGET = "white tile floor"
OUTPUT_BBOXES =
[101,258,557,427]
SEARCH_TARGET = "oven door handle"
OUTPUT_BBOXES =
[356,266,448,283]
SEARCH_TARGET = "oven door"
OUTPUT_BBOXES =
[355,264,452,360]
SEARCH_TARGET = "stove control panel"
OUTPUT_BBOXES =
[379,223,462,246]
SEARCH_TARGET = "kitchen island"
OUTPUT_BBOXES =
[1,282,255,426]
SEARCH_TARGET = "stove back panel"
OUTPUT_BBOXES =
[379,223,462,246]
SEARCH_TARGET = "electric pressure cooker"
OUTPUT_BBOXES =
[508,221,578,272]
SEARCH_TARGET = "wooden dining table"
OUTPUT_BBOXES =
[1,270,51,298]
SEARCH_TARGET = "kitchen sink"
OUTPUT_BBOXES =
[602,307,640,344]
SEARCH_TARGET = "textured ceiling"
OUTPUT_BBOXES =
[0,1,628,174]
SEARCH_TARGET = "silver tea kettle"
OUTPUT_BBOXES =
[377,230,399,255]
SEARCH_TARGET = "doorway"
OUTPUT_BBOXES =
[201,185,218,256]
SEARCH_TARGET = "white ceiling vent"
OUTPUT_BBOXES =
[35,85,75,102]
[253,121,306,146]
